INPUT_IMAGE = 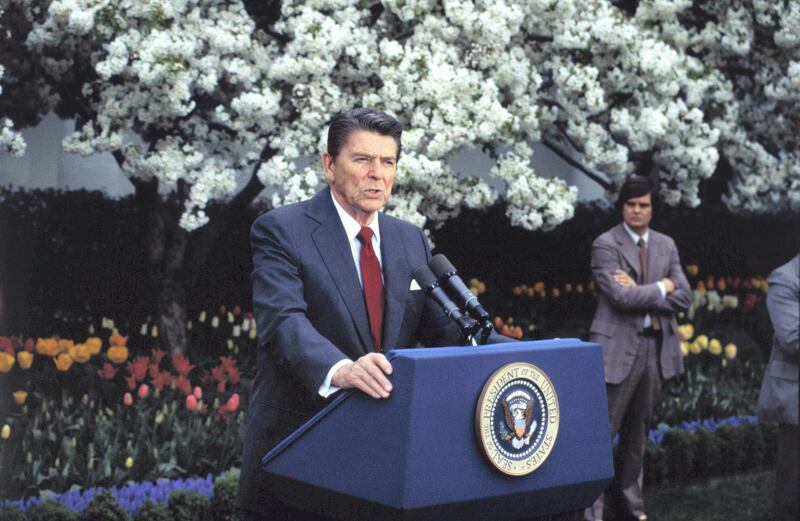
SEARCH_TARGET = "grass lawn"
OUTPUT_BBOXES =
[643,470,775,521]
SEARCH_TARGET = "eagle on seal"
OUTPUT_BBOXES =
[502,390,537,449]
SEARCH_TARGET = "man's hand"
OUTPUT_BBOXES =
[613,269,637,288]
[660,277,675,293]
[331,353,393,399]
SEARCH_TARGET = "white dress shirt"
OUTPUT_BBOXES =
[318,191,384,397]
[623,223,666,328]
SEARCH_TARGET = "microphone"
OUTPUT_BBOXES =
[412,264,477,342]
[429,254,491,322]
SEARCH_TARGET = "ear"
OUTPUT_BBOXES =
[322,152,335,183]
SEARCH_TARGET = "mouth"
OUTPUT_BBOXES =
[363,188,383,197]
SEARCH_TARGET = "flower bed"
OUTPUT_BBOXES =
[0,327,247,500]
[0,416,775,519]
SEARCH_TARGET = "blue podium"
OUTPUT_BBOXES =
[262,339,613,520]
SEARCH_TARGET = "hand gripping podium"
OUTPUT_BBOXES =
[261,339,613,520]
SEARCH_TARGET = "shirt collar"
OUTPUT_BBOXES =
[623,222,649,245]
[330,189,381,243]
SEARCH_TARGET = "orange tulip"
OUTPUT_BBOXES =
[69,343,92,364]
[54,353,74,372]
[13,391,27,405]
[57,339,74,353]
[109,333,128,348]
[107,345,129,364]
[17,351,33,369]
[36,338,60,357]
[0,352,15,373]
[85,337,102,355]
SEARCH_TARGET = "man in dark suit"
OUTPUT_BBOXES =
[584,176,691,521]
[238,108,508,521]
[757,254,799,521]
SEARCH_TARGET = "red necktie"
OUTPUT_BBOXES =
[357,227,384,352]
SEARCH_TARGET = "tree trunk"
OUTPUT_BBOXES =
[131,154,272,352]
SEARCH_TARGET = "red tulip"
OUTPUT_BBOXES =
[137,383,150,399]
[186,394,198,412]
[193,386,202,400]
[226,393,240,412]
[123,392,133,406]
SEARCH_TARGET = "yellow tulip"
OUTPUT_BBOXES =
[513,286,522,296]
[1,424,9,439]
[69,343,92,364]
[686,264,699,276]
[54,353,74,372]
[533,282,545,293]
[85,337,102,355]
[708,338,722,355]
[689,341,702,355]
[680,341,689,357]
[576,284,584,294]
[0,352,15,373]
[125,457,134,469]
[678,324,695,342]
[107,345,129,364]
[724,343,737,360]
[17,351,33,369]
[695,335,709,349]
[13,391,27,405]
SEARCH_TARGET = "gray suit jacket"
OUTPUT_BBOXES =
[757,255,799,425]
[590,223,692,384]
[238,187,510,512]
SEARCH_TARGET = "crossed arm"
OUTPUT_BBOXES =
[592,236,691,312]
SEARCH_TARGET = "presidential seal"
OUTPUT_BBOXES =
[475,362,559,476]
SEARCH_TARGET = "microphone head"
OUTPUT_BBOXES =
[412,264,439,290]
[429,254,457,279]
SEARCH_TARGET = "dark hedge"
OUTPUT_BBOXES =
[1,187,798,335]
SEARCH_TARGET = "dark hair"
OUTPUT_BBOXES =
[327,108,403,160]
[615,175,657,213]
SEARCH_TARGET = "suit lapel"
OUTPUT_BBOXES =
[307,189,372,354]
[378,213,409,350]
[613,224,642,280]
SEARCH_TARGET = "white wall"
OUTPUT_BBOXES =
[0,113,606,202]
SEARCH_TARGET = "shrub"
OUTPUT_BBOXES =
[738,423,765,470]
[27,500,80,521]
[691,427,722,478]
[661,429,694,480]
[166,491,211,521]
[210,470,240,521]
[643,443,667,485]
[0,507,26,521]
[131,501,169,521]
[715,425,744,473]
[82,490,128,521]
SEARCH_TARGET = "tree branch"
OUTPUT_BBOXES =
[543,139,612,191]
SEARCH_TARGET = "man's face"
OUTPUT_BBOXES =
[622,192,653,235]
[323,130,398,225]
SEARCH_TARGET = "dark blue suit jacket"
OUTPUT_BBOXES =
[238,187,470,512]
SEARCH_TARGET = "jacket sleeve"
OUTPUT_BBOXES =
[591,235,663,311]
[654,237,692,312]
[766,260,800,355]
[250,213,348,393]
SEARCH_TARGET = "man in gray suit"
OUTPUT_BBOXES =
[585,175,691,521]
[757,254,799,521]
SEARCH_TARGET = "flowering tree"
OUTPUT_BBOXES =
[1,0,796,349]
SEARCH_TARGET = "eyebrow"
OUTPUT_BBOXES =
[350,151,397,161]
